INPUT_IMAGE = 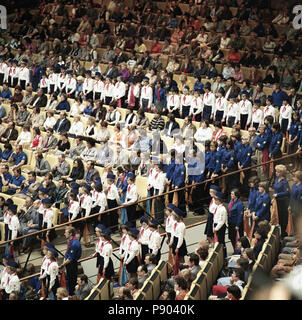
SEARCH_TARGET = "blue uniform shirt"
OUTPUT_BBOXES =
[289,120,302,140]
[273,178,290,200]
[237,144,252,168]
[56,100,70,112]
[83,105,94,116]
[9,175,26,193]
[254,192,271,221]
[255,134,268,151]
[171,163,186,188]
[65,237,82,261]
[290,182,302,207]
[1,149,12,162]
[187,159,205,184]
[269,132,283,156]
[221,149,237,170]
[208,150,221,174]
[247,188,259,211]
[0,171,12,188]
[166,159,176,181]
[227,198,244,227]
[0,89,12,100]
[12,151,28,165]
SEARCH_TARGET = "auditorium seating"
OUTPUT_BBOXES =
[85,278,110,300]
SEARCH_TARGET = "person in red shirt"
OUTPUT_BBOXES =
[150,38,162,54]
[227,47,242,64]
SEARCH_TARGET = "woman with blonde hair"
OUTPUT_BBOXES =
[273,164,290,238]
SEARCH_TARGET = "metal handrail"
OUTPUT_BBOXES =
[1,150,300,247]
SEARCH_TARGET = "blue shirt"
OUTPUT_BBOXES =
[0,89,12,100]
[255,134,268,151]
[208,150,221,174]
[83,105,94,116]
[221,149,237,170]
[290,182,302,207]
[171,163,186,188]
[12,151,28,165]
[272,90,288,107]
[65,237,82,261]
[194,82,204,92]
[56,100,70,112]
[237,144,252,168]
[1,149,12,162]
[254,192,271,221]
[166,159,176,181]
[0,171,12,188]
[289,120,302,140]
[153,88,167,107]
[273,178,290,200]
[187,159,205,184]
[0,106,7,119]
[227,199,244,227]
[247,188,259,211]
[9,175,26,193]
[269,132,283,156]
[22,179,36,194]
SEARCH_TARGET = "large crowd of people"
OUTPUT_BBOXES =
[0,0,301,301]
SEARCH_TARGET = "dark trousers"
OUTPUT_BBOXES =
[215,110,224,122]
[181,105,190,119]
[203,105,212,121]
[228,222,244,249]
[277,198,289,237]
[0,73,4,86]
[240,114,248,130]
[126,204,137,227]
[214,223,227,257]
[66,260,78,295]
[227,116,236,128]
[20,80,26,90]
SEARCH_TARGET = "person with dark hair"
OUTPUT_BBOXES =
[269,122,283,162]
[187,253,201,280]
[226,284,242,300]
[74,274,92,300]
[253,227,267,259]
[174,276,189,300]
[227,189,244,252]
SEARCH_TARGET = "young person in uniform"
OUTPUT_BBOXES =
[138,216,151,264]
[124,228,140,278]
[148,219,161,264]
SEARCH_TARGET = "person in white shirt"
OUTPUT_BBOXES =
[213,87,228,123]
[18,59,30,90]
[90,182,107,230]
[167,87,181,119]
[123,172,138,226]
[238,91,252,130]
[124,228,140,278]
[263,96,276,121]
[89,223,105,275]
[69,115,84,138]
[152,163,166,224]
[169,206,187,263]
[93,72,104,100]
[67,192,80,222]
[203,82,216,122]
[44,110,57,131]
[79,184,93,246]
[148,219,161,263]
[39,72,49,94]
[194,119,213,143]
[138,216,151,263]
[98,228,114,280]
[39,248,59,298]
[147,158,157,215]
[189,89,203,122]
[279,97,293,134]
[11,59,19,88]
[105,105,121,126]
[2,261,20,300]
[165,204,175,245]
[226,94,240,127]
[212,191,228,257]
[57,67,67,94]
[120,108,137,130]
[204,185,219,245]
[250,100,263,130]
[140,77,153,112]
[70,97,85,117]
[47,68,58,94]
[180,86,192,119]
[83,70,94,100]
[7,204,20,241]
[0,57,7,86]
[15,125,31,146]
[40,198,56,243]
[126,79,140,110]
[102,76,115,105]
[106,173,120,232]
[119,222,132,262]
[65,70,77,99]
[113,76,126,108]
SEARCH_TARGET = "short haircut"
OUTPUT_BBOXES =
[188,253,200,266]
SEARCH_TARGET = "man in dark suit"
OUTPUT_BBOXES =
[41,128,58,153]
[138,51,151,70]
[28,88,48,109]
[163,114,180,138]
[53,111,71,134]
[113,47,128,65]
[103,61,119,78]
[288,87,302,110]
[0,122,18,143]
[34,152,51,176]
[41,172,57,202]
[81,160,100,185]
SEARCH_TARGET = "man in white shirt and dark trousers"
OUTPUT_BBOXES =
[140,77,153,112]
[203,82,216,122]
[123,172,138,227]
[65,70,77,99]
[93,72,104,100]
[83,70,94,100]
[238,91,252,130]
[18,59,30,90]
[213,191,228,257]
[167,87,181,119]
[113,75,126,108]
[0,56,7,86]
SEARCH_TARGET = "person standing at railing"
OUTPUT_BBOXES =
[1,261,20,300]
[39,248,59,299]
[205,185,220,246]
[106,173,120,232]
[148,219,161,264]
[273,164,290,238]
[138,216,151,265]
[237,135,252,196]
[169,207,187,264]
[212,191,228,257]
[124,228,140,279]
[268,122,283,171]
[59,226,82,296]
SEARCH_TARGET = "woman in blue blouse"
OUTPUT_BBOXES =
[288,170,302,224]
[288,111,301,155]
[273,164,290,237]
[83,99,94,117]
[1,143,12,162]
[227,189,244,252]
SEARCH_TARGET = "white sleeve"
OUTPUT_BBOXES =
[49,264,58,289]
[177,223,185,248]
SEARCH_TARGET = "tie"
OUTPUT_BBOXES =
[45,137,49,148]
[265,106,269,112]
[108,186,111,192]
[228,199,235,217]
[69,79,71,85]
[44,209,46,217]
[157,89,160,101]
[127,185,131,193]
[130,86,135,106]
[206,93,208,99]
[172,95,174,104]
[218,98,221,106]
[69,201,73,210]
[43,79,45,86]
[174,222,177,231]
[282,106,286,113]
[144,87,146,94]
[32,66,36,76]
[183,96,186,104]
[117,82,120,89]
[155,173,159,179]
